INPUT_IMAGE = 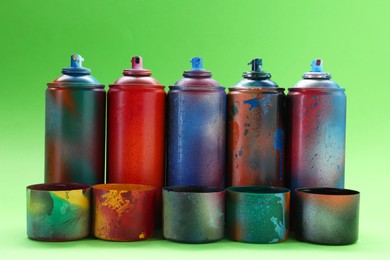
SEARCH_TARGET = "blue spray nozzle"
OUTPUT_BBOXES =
[249,58,262,71]
[311,59,323,72]
[190,57,203,70]
[71,54,84,68]
[62,54,90,75]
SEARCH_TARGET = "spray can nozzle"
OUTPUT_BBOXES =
[248,58,263,72]
[62,54,91,75]
[242,58,270,79]
[71,54,84,68]
[131,56,143,69]
[311,59,323,72]
[190,57,203,70]
[302,58,331,79]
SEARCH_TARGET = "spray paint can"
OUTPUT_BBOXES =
[107,56,165,225]
[167,57,226,188]
[45,54,105,185]
[287,59,346,192]
[227,59,285,187]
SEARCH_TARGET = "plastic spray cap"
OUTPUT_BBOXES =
[190,57,203,70]
[249,58,262,71]
[122,56,152,77]
[302,58,331,79]
[243,58,270,79]
[311,59,323,72]
[131,56,143,69]
[62,54,91,75]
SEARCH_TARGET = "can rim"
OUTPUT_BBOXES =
[296,187,359,196]
[164,186,224,193]
[227,186,290,195]
[27,183,90,191]
[92,183,156,192]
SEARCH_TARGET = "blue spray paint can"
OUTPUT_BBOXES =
[167,57,226,188]
[227,58,285,187]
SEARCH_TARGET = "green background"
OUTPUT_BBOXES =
[1,0,389,259]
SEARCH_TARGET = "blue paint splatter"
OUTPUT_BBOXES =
[269,194,287,243]
[239,148,243,157]
[243,94,272,115]
[244,129,249,135]
[273,128,284,182]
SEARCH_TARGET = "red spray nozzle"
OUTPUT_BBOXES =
[131,56,143,69]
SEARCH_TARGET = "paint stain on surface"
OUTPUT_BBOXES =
[231,104,239,115]
[100,191,133,217]
[243,94,272,115]
[273,128,284,182]
[270,194,287,242]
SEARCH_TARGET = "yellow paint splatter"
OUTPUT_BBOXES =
[51,190,89,209]
[139,232,145,239]
[100,190,134,217]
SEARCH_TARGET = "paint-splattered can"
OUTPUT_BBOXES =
[166,57,226,188]
[107,56,165,226]
[226,186,290,244]
[45,54,106,185]
[295,187,359,245]
[26,183,91,241]
[227,59,285,187]
[92,183,156,241]
[287,59,346,192]
[163,186,225,243]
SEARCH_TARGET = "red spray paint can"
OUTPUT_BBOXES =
[107,56,165,226]
[287,59,346,191]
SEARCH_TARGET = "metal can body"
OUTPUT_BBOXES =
[167,86,226,187]
[226,186,290,244]
[27,183,91,242]
[227,88,285,187]
[45,55,105,185]
[107,87,165,184]
[287,59,346,192]
[295,187,359,245]
[92,184,156,241]
[167,57,226,188]
[163,186,225,243]
[106,56,165,226]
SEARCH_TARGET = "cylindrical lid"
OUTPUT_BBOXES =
[232,58,279,88]
[112,56,161,86]
[50,54,101,85]
[173,57,220,87]
[292,59,341,89]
